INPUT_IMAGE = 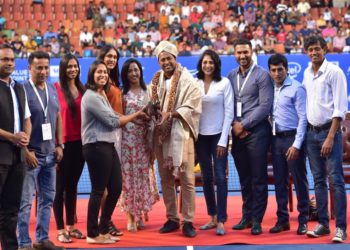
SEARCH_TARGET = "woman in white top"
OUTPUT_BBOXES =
[195,50,234,236]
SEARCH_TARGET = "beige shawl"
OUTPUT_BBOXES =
[148,65,202,175]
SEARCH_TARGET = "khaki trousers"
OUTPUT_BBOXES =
[155,137,196,222]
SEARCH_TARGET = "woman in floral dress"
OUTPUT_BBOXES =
[118,58,159,232]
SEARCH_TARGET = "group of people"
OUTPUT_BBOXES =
[0,34,348,250]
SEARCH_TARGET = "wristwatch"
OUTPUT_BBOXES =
[56,144,64,149]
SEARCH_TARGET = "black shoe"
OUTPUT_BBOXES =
[33,240,65,250]
[297,223,308,235]
[108,221,124,236]
[269,221,290,233]
[232,218,252,230]
[306,224,330,238]
[251,222,262,235]
[159,219,180,233]
[182,222,197,238]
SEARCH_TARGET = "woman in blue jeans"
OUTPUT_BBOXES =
[195,50,234,235]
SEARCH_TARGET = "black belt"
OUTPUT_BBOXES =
[307,122,332,132]
[275,129,297,137]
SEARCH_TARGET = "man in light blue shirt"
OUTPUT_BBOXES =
[268,54,309,235]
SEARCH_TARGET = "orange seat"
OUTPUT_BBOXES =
[274,43,285,54]
[6,21,16,30]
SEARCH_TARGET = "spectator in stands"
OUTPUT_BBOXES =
[333,29,346,52]
[297,0,311,15]
[189,7,202,24]
[68,45,80,57]
[269,15,282,35]
[50,37,60,57]
[131,35,143,54]
[290,41,303,54]
[33,30,43,47]
[266,6,277,23]
[198,32,213,48]
[191,43,202,55]
[81,60,144,244]
[303,35,348,244]
[276,0,288,14]
[323,7,332,22]
[322,21,337,43]
[92,6,104,29]
[149,26,161,44]
[267,53,309,235]
[241,26,253,40]
[228,39,273,236]
[53,54,86,243]
[135,0,145,12]
[285,31,296,53]
[344,9,350,23]
[104,8,116,28]
[316,14,327,30]
[119,44,132,57]
[142,35,156,53]
[44,44,53,57]
[226,14,238,33]
[86,1,95,20]
[60,35,71,53]
[79,26,93,48]
[170,17,183,35]
[211,9,224,26]
[150,41,201,238]
[276,27,287,44]
[147,16,160,31]
[279,11,289,25]
[195,49,233,236]
[99,1,108,19]
[181,0,190,19]
[17,51,64,250]
[237,15,247,33]
[300,22,314,39]
[244,6,256,25]
[24,34,37,54]
[169,8,181,25]
[137,25,148,43]
[191,1,204,14]
[160,1,172,15]
[57,26,68,44]
[0,43,31,250]
[306,14,317,30]
[251,32,264,52]
[212,34,226,55]
[11,33,24,58]
[232,0,244,16]
[44,25,58,44]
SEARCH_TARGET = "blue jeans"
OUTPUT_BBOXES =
[196,133,228,223]
[17,152,56,247]
[306,128,347,230]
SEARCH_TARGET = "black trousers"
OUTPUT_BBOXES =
[0,148,25,250]
[231,121,271,223]
[53,140,85,230]
[83,142,122,238]
[271,135,309,224]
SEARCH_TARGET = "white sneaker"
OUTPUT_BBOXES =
[86,235,115,244]
[332,227,347,243]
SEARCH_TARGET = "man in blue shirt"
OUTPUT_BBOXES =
[17,51,64,250]
[268,53,309,235]
[228,39,273,235]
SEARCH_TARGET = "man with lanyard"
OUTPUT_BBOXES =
[268,53,309,235]
[303,35,347,243]
[17,51,65,250]
[0,44,31,250]
[227,38,273,235]
[149,41,202,237]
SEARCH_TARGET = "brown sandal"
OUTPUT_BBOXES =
[68,228,86,239]
[57,231,72,243]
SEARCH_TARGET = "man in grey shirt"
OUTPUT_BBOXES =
[227,38,273,235]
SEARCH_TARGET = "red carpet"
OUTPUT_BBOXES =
[26,195,349,248]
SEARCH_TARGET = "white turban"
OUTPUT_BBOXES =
[154,41,178,59]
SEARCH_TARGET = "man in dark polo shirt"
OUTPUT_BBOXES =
[0,44,31,250]
[17,51,64,250]
[227,38,273,235]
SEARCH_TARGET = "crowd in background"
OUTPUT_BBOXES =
[1,0,350,58]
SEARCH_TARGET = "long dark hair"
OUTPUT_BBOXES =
[59,54,85,118]
[98,45,120,87]
[196,49,222,82]
[121,58,147,95]
[86,60,109,92]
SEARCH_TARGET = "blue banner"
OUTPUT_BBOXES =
[10,54,350,108]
